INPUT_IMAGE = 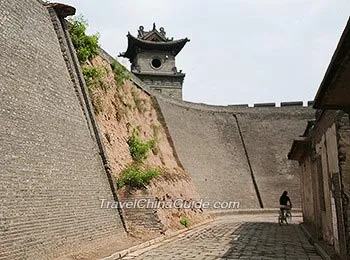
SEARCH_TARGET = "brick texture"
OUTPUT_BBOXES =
[156,98,259,208]
[236,108,314,208]
[119,189,163,231]
[156,95,315,209]
[0,1,125,259]
[136,52,175,74]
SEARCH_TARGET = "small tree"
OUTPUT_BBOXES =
[67,16,99,64]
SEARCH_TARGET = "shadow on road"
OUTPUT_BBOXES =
[222,222,321,259]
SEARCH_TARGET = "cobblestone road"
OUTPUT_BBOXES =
[122,214,322,260]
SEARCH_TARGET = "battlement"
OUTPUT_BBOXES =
[254,102,276,107]
[281,101,303,107]
[231,101,314,108]
[100,46,314,111]
[228,104,249,107]
[152,93,315,114]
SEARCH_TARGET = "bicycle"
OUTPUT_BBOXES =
[278,207,292,225]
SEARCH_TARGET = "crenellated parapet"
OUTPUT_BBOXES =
[153,91,314,113]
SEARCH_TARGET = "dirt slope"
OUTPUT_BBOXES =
[87,56,210,235]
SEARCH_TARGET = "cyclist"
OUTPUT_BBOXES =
[279,191,292,220]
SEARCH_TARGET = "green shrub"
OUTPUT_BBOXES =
[67,16,99,64]
[117,164,160,189]
[118,129,161,190]
[127,130,155,162]
[82,66,106,92]
[180,217,190,228]
[111,60,130,86]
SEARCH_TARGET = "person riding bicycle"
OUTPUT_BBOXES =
[279,191,292,217]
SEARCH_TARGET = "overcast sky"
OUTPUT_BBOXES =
[60,0,349,106]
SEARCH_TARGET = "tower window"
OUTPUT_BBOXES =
[151,58,162,69]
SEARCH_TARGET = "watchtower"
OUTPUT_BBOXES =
[120,23,189,100]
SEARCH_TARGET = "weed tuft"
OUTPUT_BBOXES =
[180,217,190,228]
[67,15,99,64]
[127,129,155,162]
[117,164,161,189]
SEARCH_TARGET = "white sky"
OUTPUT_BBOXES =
[60,0,350,106]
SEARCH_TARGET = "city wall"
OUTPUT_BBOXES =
[155,95,315,209]
[0,1,317,259]
[0,1,125,259]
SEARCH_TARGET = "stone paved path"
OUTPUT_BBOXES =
[121,214,322,260]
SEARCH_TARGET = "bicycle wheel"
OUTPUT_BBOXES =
[285,212,292,224]
[278,213,283,225]
[278,216,282,225]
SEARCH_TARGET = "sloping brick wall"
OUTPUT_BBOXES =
[156,94,314,209]
[0,1,125,259]
[156,98,259,208]
[236,109,313,207]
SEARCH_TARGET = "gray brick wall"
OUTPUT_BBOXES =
[0,1,125,259]
[136,51,175,74]
[119,189,163,231]
[133,51,184,100]
[156,94,315,209]
[236,109,313,208]
[156,98,260,208]
[159,88,182,100]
